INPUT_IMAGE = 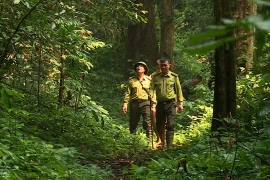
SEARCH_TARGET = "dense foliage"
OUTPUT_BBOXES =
[0,0,270,179]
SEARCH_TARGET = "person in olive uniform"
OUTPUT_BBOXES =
[150,57,184,148]
[122,61,153,142]
[149,60,162,145]
[181,74,202,100]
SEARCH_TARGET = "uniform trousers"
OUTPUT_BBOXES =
[156,99,176,137]
[129,100,151,134]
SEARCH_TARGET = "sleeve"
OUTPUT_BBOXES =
[150,76,157,108]
[123,81,131,107]
[175,76,184,102]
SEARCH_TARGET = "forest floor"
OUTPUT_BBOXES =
[98,150,151,180]
[99,139,183,179]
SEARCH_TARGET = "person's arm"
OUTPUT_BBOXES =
[150,76,157,115]
[175,77,184,112]
[122,81,131,114]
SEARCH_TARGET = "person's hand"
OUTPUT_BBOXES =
[151,108,156,115]
[179,104,184,112]
[177,104,184,113]
[122,105,127,114]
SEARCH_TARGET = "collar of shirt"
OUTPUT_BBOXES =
[161,71,172,77]
[136,74,148,81]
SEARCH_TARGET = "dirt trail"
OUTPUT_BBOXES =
[98,150,150,180]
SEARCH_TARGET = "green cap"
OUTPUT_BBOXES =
[134,61,148,75]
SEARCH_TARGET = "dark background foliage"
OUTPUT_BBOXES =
[0,0,270,179]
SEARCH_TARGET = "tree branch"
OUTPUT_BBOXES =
[238,141,270,166]
[0,0,41,68]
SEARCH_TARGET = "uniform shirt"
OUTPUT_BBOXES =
[151,71,183,104]
[150,71,160,78]
[123,75,151,107]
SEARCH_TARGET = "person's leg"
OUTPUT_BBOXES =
[129,101,140,134]
[156,103,166,147]
[140,101,153,147]
[165,102,177,147]
[159,116,166,144]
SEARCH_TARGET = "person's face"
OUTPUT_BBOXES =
[160,61,170,74]
[136,64,145,74]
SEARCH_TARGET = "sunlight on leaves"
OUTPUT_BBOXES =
[13,0,20,4]
[86,42,105,50]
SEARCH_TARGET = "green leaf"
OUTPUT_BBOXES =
[247,15,270,31]
[56,147,70,154]
[13,0,20,4]
[185,35,246,55]
[185,40,223,54]
[251,0,270,6]
[91,110,99,122]
[254,30,267,58]
[222,18,251,30]
[264,125,270,135]
[5,88,24,100]
[259,100,270,116]
[1,89,11,109]
[188,26,231,45]
[260,73,270,84]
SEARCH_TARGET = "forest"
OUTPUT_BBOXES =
[0,0,270,179]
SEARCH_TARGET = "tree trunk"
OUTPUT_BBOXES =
[160,0,175,70]
[125,0,159,78]
[233,0,256,73]
[211,0,237,133]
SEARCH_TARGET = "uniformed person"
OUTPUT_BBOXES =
[122,61,153,143]
[149,60,162,145]
[181,75,202,100]
[150,57,184,148]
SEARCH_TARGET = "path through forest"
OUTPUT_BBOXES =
[98,150,151,179]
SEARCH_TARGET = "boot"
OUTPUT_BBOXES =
[166,131,174,148]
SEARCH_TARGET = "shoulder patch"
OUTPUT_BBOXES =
[152,72,162,76]
[171,72,178,77]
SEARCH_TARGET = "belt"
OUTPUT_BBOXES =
[158,98,175,104]
[132,99,149,103]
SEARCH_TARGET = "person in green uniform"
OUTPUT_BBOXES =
[149,60,162,145]
[181,75,202,100]
[122,61,153,142]
[150,57,184,148]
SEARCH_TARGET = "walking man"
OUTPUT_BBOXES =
[150,57,184,147]
[149,60,162,145]
[122,61,153,145]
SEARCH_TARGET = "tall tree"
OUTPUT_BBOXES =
[211,0,237,133]
[233,0,257,73]
[125,0,159,77]
[159,0,175,70]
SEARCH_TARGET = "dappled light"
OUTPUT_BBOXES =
[1,0,270,179]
